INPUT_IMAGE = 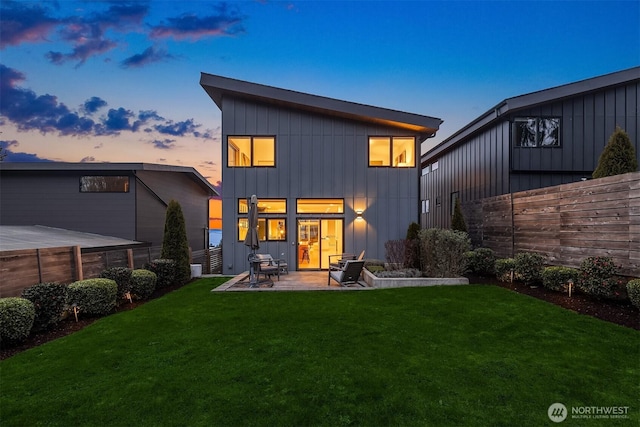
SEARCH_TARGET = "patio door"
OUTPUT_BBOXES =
[297,219,343,269]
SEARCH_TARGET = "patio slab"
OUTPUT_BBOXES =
[211,271,371,292]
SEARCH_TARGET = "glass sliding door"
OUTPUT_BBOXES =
[297,219,343,270]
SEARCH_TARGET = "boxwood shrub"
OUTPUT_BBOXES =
[131,269,157,300]
[542,266,579,292]
[577,256,621,299]
[100,267,132,298]
[21,282,68,332]
[419,228,470,277]
[465,248,497,277]
[0,298,35,344]
[67,278,117,316]
[514,252,546,285]
[494,258,516,282]
[627,279,640,310]
[146,259,176,288]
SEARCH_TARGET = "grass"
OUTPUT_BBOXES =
[1,278,638,426]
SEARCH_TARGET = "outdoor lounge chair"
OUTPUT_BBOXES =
[328,260,365,287]
[328,250,365,271]
[252,253,283,281]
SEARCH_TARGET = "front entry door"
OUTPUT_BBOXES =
[297,219,343,269]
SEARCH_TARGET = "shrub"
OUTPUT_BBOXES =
[366,265,385,274]
[542,266,579,292]
[21,282,67,332]
[626,279,640,310]
[161,200,191,285]
[592,126,638,179]
[405,222,421,269]
[384,239,407,270]
[131,269,157,300]
[100,267,132,299]
[495,258,516,283]
[374,269,422,278]
[146,258,176,288]
[514,252,546,285]
[67,278,117,316]
[0,298,35,344]
[465,248,497,277]
[419,228,470,277]
[577,256,621,299]
[451,198,467,233]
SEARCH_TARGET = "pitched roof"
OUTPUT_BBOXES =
[200,73,442,140]
[0,162,218,196]
[422,66,640,163]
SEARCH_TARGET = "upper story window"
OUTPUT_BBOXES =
[238,198,286,214]
[80,176,129,192]
[297,199,344,214]
[228,136,275,167]
[513,118,560,147]
[369,136,415,167]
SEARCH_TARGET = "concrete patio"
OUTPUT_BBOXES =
[211,270,372,292]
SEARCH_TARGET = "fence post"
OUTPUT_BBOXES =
[36,248,43,283]
[127,249,134,269]
[74,246,83,281]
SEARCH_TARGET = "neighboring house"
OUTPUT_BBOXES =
[0,162,218,251]
[420,66,640,229]
[200,73,442,274]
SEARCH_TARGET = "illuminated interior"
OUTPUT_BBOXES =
[228,136,275,167]
[296,199,344,213]
[368,136,415,167]
[239,198,286,214]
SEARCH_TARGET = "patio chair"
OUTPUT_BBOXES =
[328,260,365,287]
[328,253,356,270]
[252,254,283,281]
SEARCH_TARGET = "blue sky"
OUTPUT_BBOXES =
[1,0,638,186]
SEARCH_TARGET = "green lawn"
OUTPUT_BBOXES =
[1,278,638,426]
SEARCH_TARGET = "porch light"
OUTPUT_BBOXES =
[355,209,364,221]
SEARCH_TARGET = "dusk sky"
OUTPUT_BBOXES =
[1,0,638,186]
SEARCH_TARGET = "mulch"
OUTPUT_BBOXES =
[2,275,638,361]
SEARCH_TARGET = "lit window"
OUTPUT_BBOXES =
[514,118,560,147]
[228,136,275,167]
[238,199,286,214]
[238,218,286,241]
[369,136,415,167]
[80,176,129,192]
[297,199,344,214]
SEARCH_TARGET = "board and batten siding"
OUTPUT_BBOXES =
[222,97,422,274]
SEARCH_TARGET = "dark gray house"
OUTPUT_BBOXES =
[0,162,218,250]
[200,73,442,274]
[421,66,640,229]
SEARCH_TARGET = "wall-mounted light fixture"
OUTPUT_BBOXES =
[355,209,364,221]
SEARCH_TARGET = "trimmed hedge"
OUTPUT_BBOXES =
[577,256,621,299]
[542,266,579,292]
[419,228,470,277]
[514,252,546,285]
[131,269,157,300]
[146,259,176,289]
[465,248,497,277]
[495,258,516,283]
[0,298,35,344]
[67,278,117,316]
[21,282,68,332]
[627,279,640,310]
[100,267,132,298]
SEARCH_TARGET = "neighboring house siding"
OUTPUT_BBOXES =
[0,171,136,239]
[222,97,421,274]
[422,75,639,230]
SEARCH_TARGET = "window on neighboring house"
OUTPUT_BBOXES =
[80,176,129,192]
[237,198,287,241]
[422,165,430,176]
[431,160,439,171]
[422,199,430,214]
[369,136,415,167]
[514,117,560,147]
[228,136,275,167]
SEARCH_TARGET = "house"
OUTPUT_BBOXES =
[420,66,640,230]
[200,73,442,274]
[0,162,218,251]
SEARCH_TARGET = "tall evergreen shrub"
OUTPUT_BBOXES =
[405,222,421,269]
[592,127,638,178]
[451,198,467,232]
[161,200,191,285]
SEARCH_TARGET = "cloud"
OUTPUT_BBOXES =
[149,3,245,40]
[0,140,53,162]
[0,64,213,140]
[80,156,96,162]
[0,1,60,48]
[151,139,176,149]
[82,96,108,115]
[121,46,174,68]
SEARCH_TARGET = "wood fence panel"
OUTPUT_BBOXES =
[38,247,75,284]
[0,249,42,297]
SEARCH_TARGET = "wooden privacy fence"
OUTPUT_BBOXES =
[1,246,162,297]
[463,172,639,277]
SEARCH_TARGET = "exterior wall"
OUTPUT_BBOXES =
[422,79,640,229]
[135,170,209,250]
[0,170,136,239]
[222,97,422,274]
